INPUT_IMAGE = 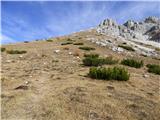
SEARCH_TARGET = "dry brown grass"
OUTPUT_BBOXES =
[1,30,160,120]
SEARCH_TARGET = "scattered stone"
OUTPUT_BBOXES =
[54,50,60,53]
[76,56,80,59]
[89,111,99,120]
[25,81,29,85]
[69,52,72,55]
[6,60,12,63]
[143,74,149,78]
[19,55,23,58]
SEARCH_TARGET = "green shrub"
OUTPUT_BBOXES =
[7,50,27,54]
[79,46,95,51]
[61,42,73,45]
[73,42,84,45]
[1,47,6,52]
[118,45,135,51]
[67,38,73,41]
[104,57,118,64]
[155,47,160,52]
[24,41,29,43]
[83,54,118,66]
[146,64,160,75]
[46,39,53,42]
[121,58,143,68]
[84,53,99,58]
[88,67,130,81]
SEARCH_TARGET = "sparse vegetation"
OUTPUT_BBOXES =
[121,58,143,68]
[61,42,73,45]
[118,45,135,51]
[155,47,160,52]
[52,59,59,62]
[67,38,73,41]
[46,39,53,42]
[88,67,130,81]
[24,41,29,43]
[1,47,6,52]
[73,42,84,45]
[7,50,27,54]
[146,64,160,75]
[79,46,95,51]
[83,54,118,66]
[84,53,99,58]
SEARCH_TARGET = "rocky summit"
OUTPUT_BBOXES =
[97,16,160,43]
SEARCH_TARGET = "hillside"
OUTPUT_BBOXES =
[1,18,160,120]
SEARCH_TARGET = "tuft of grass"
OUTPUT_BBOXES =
[83,54,118,66]
[52,60,59,62]
[1,47,6,52]
[88,67,130,81]
[61,42,73,45]
[79,46,95,51]
[121,58,143,68]
[146,64,160,75]
[7,50,27,54]
[46,39,53,42]
[73,42,84,45]
[118,45,135,51]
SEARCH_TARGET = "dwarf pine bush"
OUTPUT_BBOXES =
[46,39,53,42]
[1,47,6,52]
[83,54,118,66]
[84,53,99,58]
[79,46,95,51]
[61,42,73,45]
[73,42,84,45]
[118,45,135,51]
[88,67,130,81]
[7,50,27,54]
[121,58,143,68]
[146,64,160,75]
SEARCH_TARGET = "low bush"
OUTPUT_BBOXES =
[121,58,143,68]
[67,38,73,41]
[146,64,160,75]
[84,53,99,58]
[83,54,118,66]
[46,39,53,42]
[155,47,160,52]
[88,67,130,81]
[1,47,6,52]
[7,50,27,54]
[118,45,135,51]
[24,41,29,43]
[61,42,73,45]
[79,46,95,51]
[73,42,84,45]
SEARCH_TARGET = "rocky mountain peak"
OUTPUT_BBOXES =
[99,18,117,27]
[97,16,160,43]
[144,16,160,24]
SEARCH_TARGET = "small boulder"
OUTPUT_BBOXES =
[54,50,60,53]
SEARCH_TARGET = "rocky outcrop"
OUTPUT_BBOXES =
[97,16,160,43]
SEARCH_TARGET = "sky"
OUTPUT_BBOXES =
[1,1,160,44]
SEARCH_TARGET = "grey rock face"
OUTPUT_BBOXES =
[97,17,160,43]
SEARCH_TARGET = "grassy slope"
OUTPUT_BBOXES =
[1,30,160,120]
